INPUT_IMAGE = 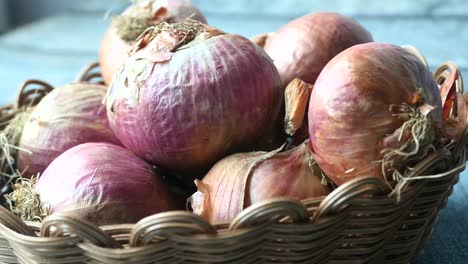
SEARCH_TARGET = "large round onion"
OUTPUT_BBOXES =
[106,21,283,175]
[264,12,373,87]
[18,83,121,178]
[308,43,443,186]
[189,141,330,223]
[99,0,207,85]
[36,143,175,225]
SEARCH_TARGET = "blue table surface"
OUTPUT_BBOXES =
[0,1,467,263]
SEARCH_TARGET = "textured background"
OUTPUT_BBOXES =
[0,1,467,263]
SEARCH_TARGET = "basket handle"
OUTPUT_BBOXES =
[75,62,104,84]
[312,177,389,222]
[130,211,215,247]
[435,61,464,122]
[229,198,309,231]
[41,214,121,248]
[14,79,54,111]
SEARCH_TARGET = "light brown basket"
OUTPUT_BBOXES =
[0,65,466,263]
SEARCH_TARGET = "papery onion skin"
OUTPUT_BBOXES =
[190,141,330,223]
[99,0,207,85]
[36,143,175,225]
[18,83,121,178]
[264,12,373,87]
[107,23,283,175]
[308,43,443,186]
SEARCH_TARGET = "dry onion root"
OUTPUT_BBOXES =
[4,176,49,222]
[0,110,33,196]
[380,103,439,185]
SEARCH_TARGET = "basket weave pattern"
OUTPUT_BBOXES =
[0,78,465,264]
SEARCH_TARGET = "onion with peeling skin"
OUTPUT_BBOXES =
[18,83,121,178]
[189,141,330,223]
[308,43,443,186]
[106,21,283,176]
[99,0,207,85]
[264,12,373,87]
[36,143,175,225]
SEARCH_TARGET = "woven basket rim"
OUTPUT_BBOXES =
[0,143,464,247]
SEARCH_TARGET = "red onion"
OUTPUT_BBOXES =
[106,21,283,175]
[18,83,121,178]
[308,43,443,186]
[189,141,330,223]
[264,12,373,87]
[36,143,175,224]
[99,0,207,85]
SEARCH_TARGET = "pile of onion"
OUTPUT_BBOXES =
[18,83,121,178]
[99,0,207,84]
[34,143,175,224]
[308,42,443,186]
[106,20,283,176]
[189,141,330,223]
[254,12,373,143]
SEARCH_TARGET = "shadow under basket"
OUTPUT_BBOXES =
[0,74,466,264]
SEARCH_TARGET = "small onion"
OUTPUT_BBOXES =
[189,141,330,223]
[18,83,121,178]
[308,43,443,186]
[106,21,283,175]
[36,143,175,225]
[264,12,373,87]
[99,0,207,85]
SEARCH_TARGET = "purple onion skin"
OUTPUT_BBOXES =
[264,12,373,87]
[107,33,283,175]
[36,143,175,225]
[166,0,207,24]
[18,83,122,178]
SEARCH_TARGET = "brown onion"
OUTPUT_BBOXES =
[18,83,121,178]
[189,141,330,223]
[264,12,373,87]
[99,0,207,85]
[106,21,283,176]
[36,143,175,225]
[308,43,443,186]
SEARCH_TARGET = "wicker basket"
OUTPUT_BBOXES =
[0,65,466,264]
